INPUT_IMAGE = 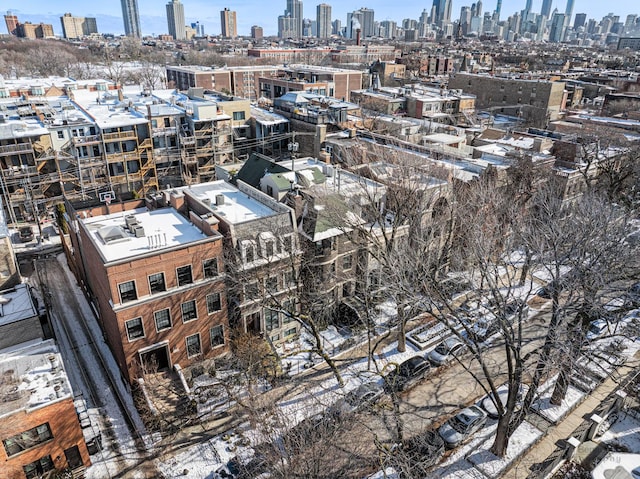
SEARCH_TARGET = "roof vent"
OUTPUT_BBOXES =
[215,194,225,206]
[133,225,145,237]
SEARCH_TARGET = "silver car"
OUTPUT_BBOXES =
[438,405,487,448]
[427,337,466,366]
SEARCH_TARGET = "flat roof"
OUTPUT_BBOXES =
[182,181,279,224]
[80,206,212,264]
[0,284,38,328]
[72,88,149,129]
[0,339,72,418]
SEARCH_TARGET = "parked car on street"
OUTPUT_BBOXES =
[427,337,467,366]
[480,383,527,419]
[438,405,488,448]
[389,430,445,476]
[586,319,610,341]
[385,356,431,392]
[328,382,384,417]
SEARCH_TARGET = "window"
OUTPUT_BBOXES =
[176,265,193,286]
[282,299,295,323]
[284,270,296,288]
[125,317,145,341]
[57,131,64,139]
[233,111,246,121]
[148,272,166,294]
[242,240,256,263]
[181,300,197,322]
[154,309,172,331]
[265,308,279,332]
[271,334,280,342]
[3,424,53,457]
[203,258,218,278]
[23,456,54,479]
[266,276,278,292]
[342,254,353,271]
[207,292,222,314]
[186,334,201,357]
[284,327,297,337]
[245,282,259,301]
[118,281,137,303]
[281,235,293,253]
[210,325,225,347]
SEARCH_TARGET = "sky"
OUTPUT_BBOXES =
[5,0,639,37]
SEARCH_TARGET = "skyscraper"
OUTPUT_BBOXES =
[524,0,533,14]
[549,12,566,41]
[437,0,452,26]
[564,0,574,26]
[220,8,237,38]
[166,0,186,40]
[316,3,331,39]
[121,0,141,38]
[4,11,18,35]
[287,0,303,38]
[251,25,263,39]
[494,0,502,19]
[540,0,553,19]
[573,13,586,29]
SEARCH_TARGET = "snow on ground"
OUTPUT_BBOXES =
[468,421,543,477]
[599,412,640,453]
[531,376,586,424]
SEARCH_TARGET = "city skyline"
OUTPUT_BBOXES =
[5,0,639,37]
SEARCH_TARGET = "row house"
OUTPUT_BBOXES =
[173,181,302,346]
[235,154,387,324]
[0,340,90,479]
[65,195,229,383]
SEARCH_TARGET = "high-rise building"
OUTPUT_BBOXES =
[17,22,54,39]
[347,7,375,39]
[573,13,586,30]
[549,12,566,41]
[540,0,553,19]
[221,8,237,38]
[332,19,341,36]
[316,3,331,39]
[166,0,186,40]
[4,11,18,35]
[121,0,141,37]
[436,0,452,26]
[494,0,502,19]
[60,13,98,39]
[251,25,263,39]
[564,0,574,27]
[523,0,533,14]
[280,0,303,38]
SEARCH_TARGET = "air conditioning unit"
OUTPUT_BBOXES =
[133,225,145,237]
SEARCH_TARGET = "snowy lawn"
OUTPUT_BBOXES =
[531,376,585,424]
[599,412,640,453]
[467,421,543,478]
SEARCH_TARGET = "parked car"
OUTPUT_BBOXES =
[18,226,34,242]
[427,337,467,366]
[390,430,445,476]
[585,319,610,341]
[625,282,640,308]
[503,299,529,322]
[328,382,384,417]
[385,356,431,392]
[438,405,488,448]
[469,313,498,342]
[480,383,527,419]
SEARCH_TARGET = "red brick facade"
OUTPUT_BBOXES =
[0,398,90,479]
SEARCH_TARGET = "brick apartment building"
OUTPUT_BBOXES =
[66,195,229,382]
[0,340,90,479]
[448,73,567,126]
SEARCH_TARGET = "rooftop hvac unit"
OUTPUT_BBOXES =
[215,194,225,206]
[202,197,211,206]
[125,215,138,228]
[133,225,145,237]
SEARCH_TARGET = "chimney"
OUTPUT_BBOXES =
[118,89,124,102]
[356,28,361,46]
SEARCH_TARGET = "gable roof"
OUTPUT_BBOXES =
[234,152,289,188]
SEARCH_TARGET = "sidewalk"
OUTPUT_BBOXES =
[501,351,640,479]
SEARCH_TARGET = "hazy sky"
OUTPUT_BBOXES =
[6,0,639,37]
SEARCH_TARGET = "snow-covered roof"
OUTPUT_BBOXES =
[592,452,640,479]
[182,181,280,224]
[0,284,38,328]
[80,206,212,263]
[0,339,73,418]
[72,88,149,129]
[424,133,466,145]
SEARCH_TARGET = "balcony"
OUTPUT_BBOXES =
[152,126,178,137]
[0,143,33,156]
[71,135,101,145]
[102,130,138,142]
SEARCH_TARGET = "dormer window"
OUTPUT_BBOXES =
[259,232,277,258]
[241,239,257,264]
